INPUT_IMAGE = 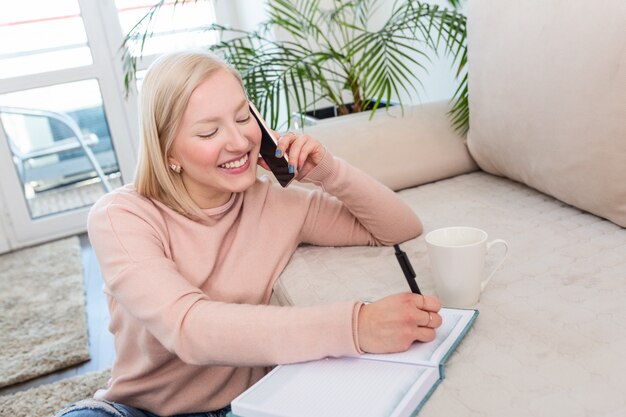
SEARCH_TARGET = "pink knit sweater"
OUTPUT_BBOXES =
[87,150,421,415]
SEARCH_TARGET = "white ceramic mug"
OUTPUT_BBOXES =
[425,226,508,308]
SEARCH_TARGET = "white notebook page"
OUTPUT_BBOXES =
[233,357,439,417]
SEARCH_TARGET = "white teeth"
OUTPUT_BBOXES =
[219,153,248,169]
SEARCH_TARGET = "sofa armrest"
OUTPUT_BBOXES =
[300,101,478,191]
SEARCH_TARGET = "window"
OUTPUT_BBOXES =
[0,80,120,218]
[117,0,218,60]
[0,0,92,78]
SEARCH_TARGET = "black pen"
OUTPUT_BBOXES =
[393,244,422,295]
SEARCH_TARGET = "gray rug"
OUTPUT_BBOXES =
[0,236,90,388]
[0,369,110,417]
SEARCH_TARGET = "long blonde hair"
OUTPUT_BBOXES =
[134,50,243,219]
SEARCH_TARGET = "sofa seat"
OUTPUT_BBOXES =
[274,170,626,416]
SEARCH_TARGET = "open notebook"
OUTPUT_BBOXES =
[229,307,478,417]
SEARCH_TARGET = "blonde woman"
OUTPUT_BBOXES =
[57,51,442,417]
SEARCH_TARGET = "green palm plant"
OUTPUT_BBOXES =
[122,0,468,134]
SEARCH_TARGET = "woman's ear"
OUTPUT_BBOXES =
[168,156,182,174]
[167,155,180,166]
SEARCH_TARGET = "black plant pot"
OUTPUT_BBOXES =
[303,100,397,121]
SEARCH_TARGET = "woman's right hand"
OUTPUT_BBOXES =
[357,293,443,354]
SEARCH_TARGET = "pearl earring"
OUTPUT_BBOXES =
[169,163,182,174]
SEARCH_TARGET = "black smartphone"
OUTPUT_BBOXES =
[249,103,295,187]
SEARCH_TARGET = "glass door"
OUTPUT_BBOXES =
[0,0,136,249]
[0,80,122,218]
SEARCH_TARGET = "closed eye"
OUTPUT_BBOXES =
[237,115,251,124]
[198,129,218,138]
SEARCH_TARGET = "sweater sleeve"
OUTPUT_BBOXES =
[87,193,362,367]
[298,149,422,246]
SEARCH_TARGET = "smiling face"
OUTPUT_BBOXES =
[168,69,261,209]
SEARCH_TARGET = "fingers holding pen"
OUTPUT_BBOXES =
[415,294,442,314]
[418,308,443,329]
[406,293,443,330]
[357,293,444,354]
[411,295,442,334]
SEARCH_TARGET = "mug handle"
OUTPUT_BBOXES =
[480,239,509,291]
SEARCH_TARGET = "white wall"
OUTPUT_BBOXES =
[356,0,462,106]
[215,0,267,31]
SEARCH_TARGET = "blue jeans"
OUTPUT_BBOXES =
[56,399,231,417]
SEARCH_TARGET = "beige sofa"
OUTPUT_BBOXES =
[273,1,626,416]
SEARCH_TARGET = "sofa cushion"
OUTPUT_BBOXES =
[466,0,626,227]
[301,101,478,191]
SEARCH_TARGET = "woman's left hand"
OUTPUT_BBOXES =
[265,131,326,180]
